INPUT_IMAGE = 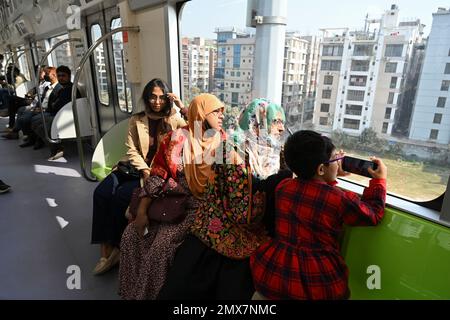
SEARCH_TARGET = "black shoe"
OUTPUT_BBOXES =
[0,180,11,194]
[33,140,44,150]
[20,140,35,148]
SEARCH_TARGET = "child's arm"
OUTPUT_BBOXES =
[340,157,387,226]
[341,178,387,226]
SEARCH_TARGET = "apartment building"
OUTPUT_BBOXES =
[313,5,423,137]
[214,27,321,124]
[409,7,450,144]
[213,28,254,107]
[182,37,216,102]
[301,35,321,98]
[282,32,310,131]
[282,33,309,110]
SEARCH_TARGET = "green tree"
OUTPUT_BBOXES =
[359,128,384,153]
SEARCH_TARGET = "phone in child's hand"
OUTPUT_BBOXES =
[342,156,378,178]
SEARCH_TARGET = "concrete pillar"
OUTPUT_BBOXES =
[253,0,287,105]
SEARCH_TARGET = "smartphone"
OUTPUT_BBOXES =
[342,156,378,178]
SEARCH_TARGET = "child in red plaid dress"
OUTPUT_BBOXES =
[250,130,387,300]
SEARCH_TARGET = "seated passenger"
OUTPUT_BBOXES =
[30,65,81,160]
[118,94,224,300]
[156,99,290,300]
[0,65,27,115]
[2,66,50,139]
[91,78,186,275]
[250,130,387,300]
[16,67,59,148]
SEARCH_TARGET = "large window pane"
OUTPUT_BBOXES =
[91,24,109,105]
[111,18,133,113]
[49,34,74,72]
[180,0,450,202]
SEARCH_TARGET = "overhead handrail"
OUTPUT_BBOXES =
[35,38,82,144]
[71,26,140,181]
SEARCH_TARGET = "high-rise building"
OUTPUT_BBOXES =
[282,32,309,131]
[301,35,322,99]
[282,33,308,110]
[313,5,423,137]
[182,37,216,102]
[409,7,450,144]
[214,28,254,107]
[283,34,322,131]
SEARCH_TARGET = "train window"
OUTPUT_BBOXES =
[111,18,133,113]
[17,46,30,81]
[49,34,74,72]
[91,24,110,105]
[179,1,450,204]
[34,40,47,68]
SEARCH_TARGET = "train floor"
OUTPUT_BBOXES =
[0,117,119,299]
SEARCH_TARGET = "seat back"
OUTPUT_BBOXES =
[50,98,94,139]
[91,118,129,181]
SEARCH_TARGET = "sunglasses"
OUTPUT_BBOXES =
[149,94,168,103]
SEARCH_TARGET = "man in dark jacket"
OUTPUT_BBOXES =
[31,65,80,160]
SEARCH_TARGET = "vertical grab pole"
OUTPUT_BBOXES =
[35,38,82,144]
[71,26,139,182]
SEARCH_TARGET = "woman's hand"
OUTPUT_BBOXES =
[167,93,184,109]
[141,169,151,180]
[134,198,150,237]
[368,157,387,180]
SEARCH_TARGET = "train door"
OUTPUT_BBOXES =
[86,6,133,134]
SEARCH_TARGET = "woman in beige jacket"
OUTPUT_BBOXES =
[91,78,186,275]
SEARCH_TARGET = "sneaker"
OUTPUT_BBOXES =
[0,180,11,194]
[48,150,64,161]
[93,248,120,275]
[1,131,19,139]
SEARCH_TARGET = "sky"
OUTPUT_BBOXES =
[180,0,450,39]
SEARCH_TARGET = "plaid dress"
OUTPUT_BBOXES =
[250,178,386,300]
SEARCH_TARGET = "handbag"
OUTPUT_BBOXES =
[114,161,140,181]
[146,177,189,223]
